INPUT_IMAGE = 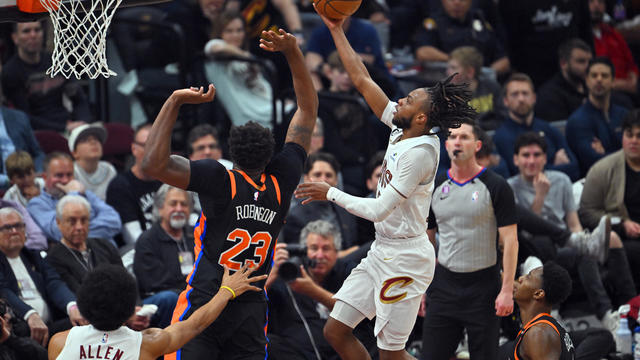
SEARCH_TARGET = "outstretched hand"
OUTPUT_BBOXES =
[294,182,331,205]
[259,29,298,53]
[313,3,346,30]
[173,84,216,105]
[221,264,268,298]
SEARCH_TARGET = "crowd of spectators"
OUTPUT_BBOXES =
[0,0,638,358]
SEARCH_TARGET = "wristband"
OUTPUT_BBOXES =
[220,286,236,299]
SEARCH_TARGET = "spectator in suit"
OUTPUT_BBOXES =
[46,195,151,331]
[0,207,86,347]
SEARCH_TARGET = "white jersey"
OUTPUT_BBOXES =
[375,101,439,239]
[56,325,143,360]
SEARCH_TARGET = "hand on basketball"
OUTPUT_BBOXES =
[221,264,268,299]
[259,29,298,54]
[172,84,216,105]
[313,3,346,30]
[294,182,331,205]
[494,289,513,317]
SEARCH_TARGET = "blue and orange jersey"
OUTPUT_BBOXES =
[184,143,306,302]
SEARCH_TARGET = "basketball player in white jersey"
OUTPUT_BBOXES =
[47,264,266,360]
[293,7,478,360]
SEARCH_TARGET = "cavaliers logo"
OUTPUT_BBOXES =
[379,276,413,304]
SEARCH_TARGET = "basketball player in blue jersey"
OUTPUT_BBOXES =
[293,6,477,360]
[510,262,575,360]
[142,29,317,360]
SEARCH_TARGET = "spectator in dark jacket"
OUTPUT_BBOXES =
[47,195,151,331]
[0,207,86,347]
[566,57,628,173]
[493,73,580,180]
[133,184,195,328]
[1,21,92,132]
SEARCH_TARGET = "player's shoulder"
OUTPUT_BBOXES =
[48,329,71,359]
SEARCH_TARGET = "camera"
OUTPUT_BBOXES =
[278,244,315,282]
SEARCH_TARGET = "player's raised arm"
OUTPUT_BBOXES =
[142,85,216,189]
[314,8,389,119]
[261,29,318,153]
[140,264,267,359]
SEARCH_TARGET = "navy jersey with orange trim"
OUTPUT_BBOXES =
[511,313,575,360]
[185,143,306,301]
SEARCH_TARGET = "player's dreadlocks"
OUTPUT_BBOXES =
[425,73,477,136]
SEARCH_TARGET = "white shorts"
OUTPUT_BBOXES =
[330,235,435,351]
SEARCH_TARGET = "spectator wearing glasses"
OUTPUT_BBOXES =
[0,207,87,347]
[106,124,162,245]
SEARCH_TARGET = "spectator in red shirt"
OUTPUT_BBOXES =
[590,0,639,96]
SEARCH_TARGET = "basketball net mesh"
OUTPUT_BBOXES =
[39,0,122,79]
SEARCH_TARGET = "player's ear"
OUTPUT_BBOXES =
[533,289,545,301]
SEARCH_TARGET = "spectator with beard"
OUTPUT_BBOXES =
[590,0,638,98]
[535,39,594,122]
[493,73,580,180]
[566,57,629,172]
[133,184,194,328]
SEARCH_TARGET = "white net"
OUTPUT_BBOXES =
[39,0,123,79]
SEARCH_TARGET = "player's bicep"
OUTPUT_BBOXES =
[360,77,390,120]
[152,155,191,190]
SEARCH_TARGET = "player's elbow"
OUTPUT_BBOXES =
[141,155,162,178]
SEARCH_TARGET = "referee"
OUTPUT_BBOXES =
[421,121,518,360]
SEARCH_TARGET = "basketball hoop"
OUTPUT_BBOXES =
[37,0,122,79]
[10,0,170,79]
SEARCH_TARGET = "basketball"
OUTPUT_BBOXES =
[314,0,362,20]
